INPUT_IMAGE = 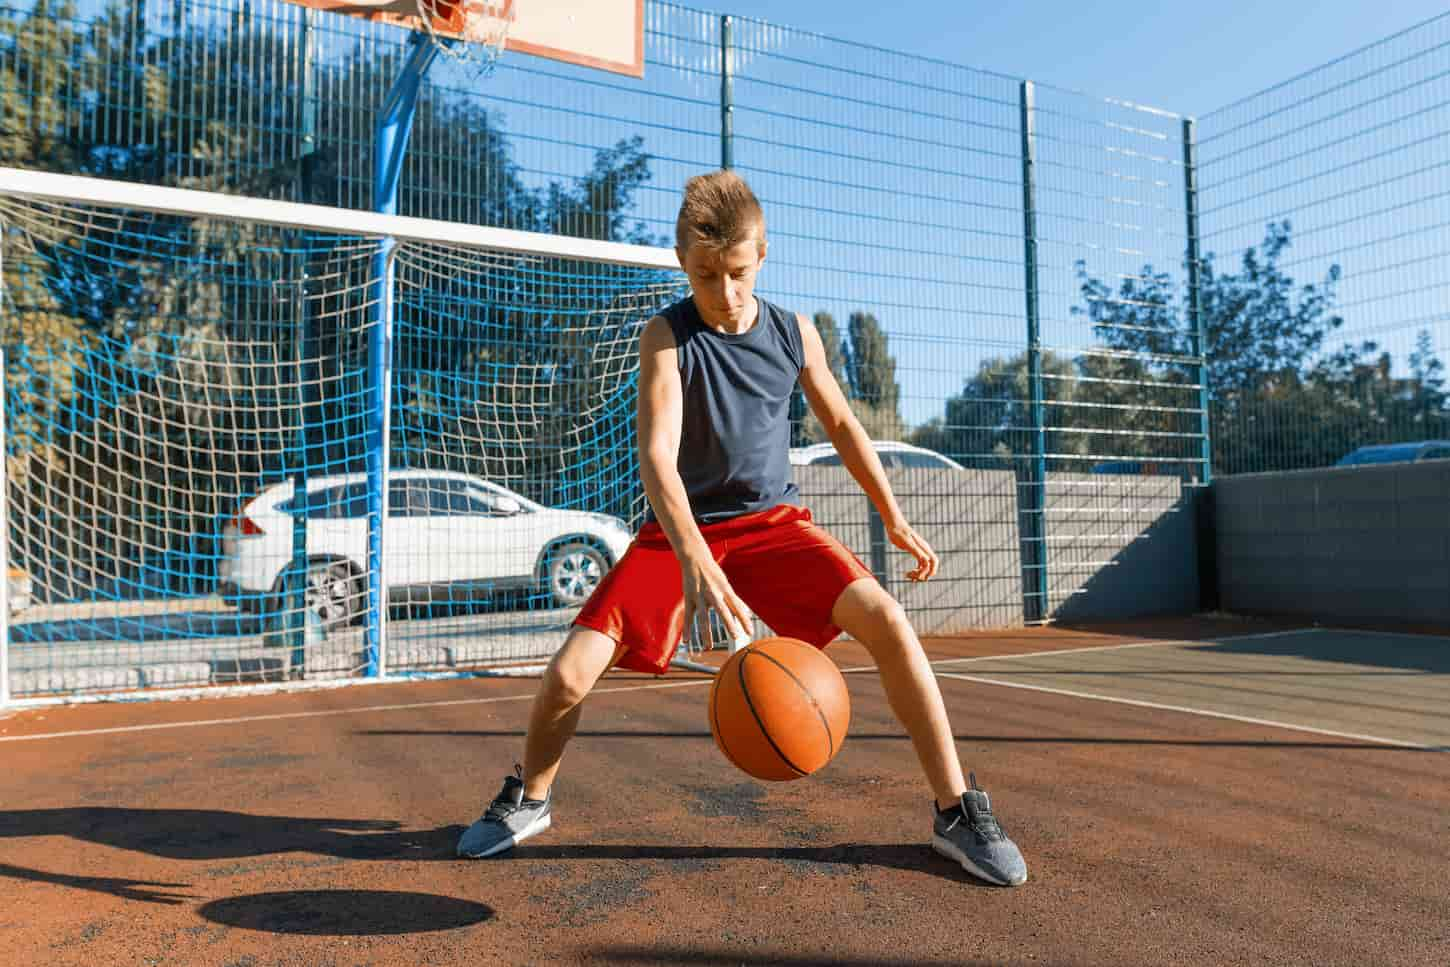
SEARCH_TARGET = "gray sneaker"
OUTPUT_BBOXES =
[931,773,1028,886]
[457,768,552,859]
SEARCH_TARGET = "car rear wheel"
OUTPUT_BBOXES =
[544,542,608,608]
[303,560,359,629]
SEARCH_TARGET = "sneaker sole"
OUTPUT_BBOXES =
[460,813,552,859]
[931,833,1027,887]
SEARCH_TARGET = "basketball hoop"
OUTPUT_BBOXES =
[282,0,642,77]
[416,0,514,73]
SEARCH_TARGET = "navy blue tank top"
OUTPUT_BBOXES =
[653,295,804,523]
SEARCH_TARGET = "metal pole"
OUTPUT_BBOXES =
[1182,117,1212,485]
[720,15,734,170]
[366,36,439,678]
[286,4,318,673]
[0,343,10,709]
[1019,80,1048,623]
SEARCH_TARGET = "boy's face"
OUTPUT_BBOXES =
[677,232,767,328]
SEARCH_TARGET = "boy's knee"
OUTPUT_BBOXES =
[544,655,597,708]
[841,585,912,641]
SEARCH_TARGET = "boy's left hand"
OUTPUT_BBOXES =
[885,520,939,582]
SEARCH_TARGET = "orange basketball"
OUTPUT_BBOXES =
[708,636,851,782]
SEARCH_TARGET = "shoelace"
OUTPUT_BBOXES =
[960,772,1006,842]
[483,764,529,822]
[484,794,524,823]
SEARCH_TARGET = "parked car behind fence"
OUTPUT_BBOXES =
[1333,441,1450,467]
[220,469,633,628]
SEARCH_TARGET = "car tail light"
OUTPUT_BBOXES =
[233,504,265,536]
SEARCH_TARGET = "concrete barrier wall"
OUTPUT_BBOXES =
[796,466,1025,634]
[1215,462,1450,626]
[1043,473,1201,622]
[796,467,1201,632]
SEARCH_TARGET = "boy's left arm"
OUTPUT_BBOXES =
[795,314,939,582]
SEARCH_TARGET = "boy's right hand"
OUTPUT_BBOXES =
[679,552,753,650]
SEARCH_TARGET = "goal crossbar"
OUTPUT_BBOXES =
[0,166,680,270]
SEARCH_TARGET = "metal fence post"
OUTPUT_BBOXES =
[0,343,9,709]
[1019,80,1048,623]
[284,3,319,672]
[1182,117,1212,485]
[720,15,734,170]
[366,37,440,678]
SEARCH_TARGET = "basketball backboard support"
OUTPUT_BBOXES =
[285,0,644,76]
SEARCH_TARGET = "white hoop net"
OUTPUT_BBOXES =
[416,0,514,72]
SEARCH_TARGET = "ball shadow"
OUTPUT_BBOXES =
[198,889,493,935]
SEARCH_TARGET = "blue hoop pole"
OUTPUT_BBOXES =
[365,36,439,678]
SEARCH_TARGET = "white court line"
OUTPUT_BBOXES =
[936,672,1442,751]
[0,678,712,744]
[0,625,1378,745]
[0,666,558,710]
[1312,625,1450,643]
[0,625,1323,711]
[838,625,1325,676]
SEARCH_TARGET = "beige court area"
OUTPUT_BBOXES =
[933,628,1450,750]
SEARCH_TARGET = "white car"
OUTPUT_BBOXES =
[789,440,965,470]
[7,566,33,615]
[219,469,633,626]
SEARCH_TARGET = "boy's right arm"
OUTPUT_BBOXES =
[637,316,753,644]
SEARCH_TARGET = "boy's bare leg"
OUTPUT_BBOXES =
[520,626,628,800]
[830,578,967,809]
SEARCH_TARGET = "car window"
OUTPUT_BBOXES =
[1358,448,1415,465]
[441,480,506,515]
[329,482,370,518]
[282,486,335,519]
[451,488,496,515]
[387,480,431,518]
[427,479,469,515]
[896,451,946,468]
[809,452,844,466]
[287,482,370,519]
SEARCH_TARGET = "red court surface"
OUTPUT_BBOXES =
[2,616,1447,966]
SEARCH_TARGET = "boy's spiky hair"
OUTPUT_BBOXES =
[675,170,766,253]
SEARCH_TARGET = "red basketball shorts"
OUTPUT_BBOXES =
[573,504,875,675]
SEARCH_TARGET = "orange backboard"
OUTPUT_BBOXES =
[287,0,644,77]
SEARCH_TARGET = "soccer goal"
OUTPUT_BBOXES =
[0,166,683,703]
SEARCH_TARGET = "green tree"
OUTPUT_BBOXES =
[814,311,848,385]
[910,350,1085,469]
[1069,221,1450,474]
[2,2,667,597]
[845,311,899,414]
[792,310,904,444]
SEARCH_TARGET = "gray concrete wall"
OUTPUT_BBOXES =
[1216,462,1450,625]
[1043,473,1201,622]
[795,466,1024,633]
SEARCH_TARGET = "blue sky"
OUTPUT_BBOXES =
[710,1,1450,118]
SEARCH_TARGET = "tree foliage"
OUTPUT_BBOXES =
[792,310,904,444]
[1,2,665,596]
[914,222,1449,476]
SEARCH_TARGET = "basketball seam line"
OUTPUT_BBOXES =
[750,647,836,761]
[737,652,809,777]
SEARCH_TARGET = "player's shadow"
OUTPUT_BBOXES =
[0,806,465,905]
[0,807,455,865]
[0,861,193,905]
[0,807,984,900]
